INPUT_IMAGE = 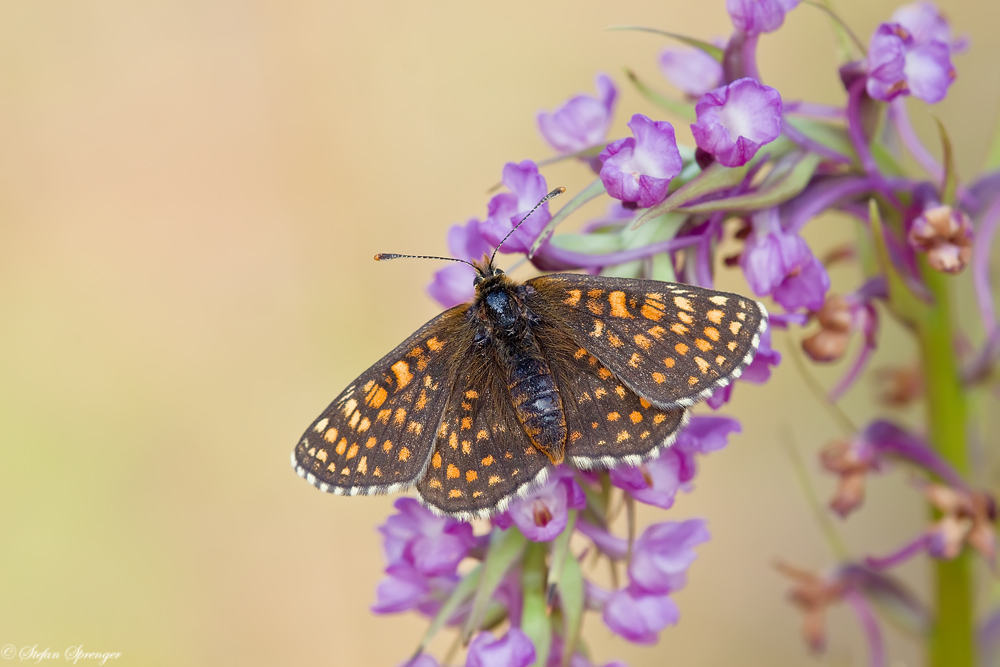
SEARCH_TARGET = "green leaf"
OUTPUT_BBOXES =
[414,563,482,656]
[633,163,749,229]
[867,198,927,325]
[462,527,527,642]
[677,151,823,214]
[521,542,551,667]
[556,553,585,667]
[529,179,607,259]
[546,511,577,604]
[600,260,643,278]
[623,69,696,122]
[550,232,622,254]
[784,116,855,160]
[932,116,957,206]
[984,104,1000,172]
[608,26,724,61]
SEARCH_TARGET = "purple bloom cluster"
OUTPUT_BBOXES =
[363,1,1000,665]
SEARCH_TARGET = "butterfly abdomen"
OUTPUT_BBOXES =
[506,341,567,465]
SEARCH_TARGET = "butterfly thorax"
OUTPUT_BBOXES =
[469,261,567,465]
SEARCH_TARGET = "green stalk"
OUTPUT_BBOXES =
[918,265,975,667]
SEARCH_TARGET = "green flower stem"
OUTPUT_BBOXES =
[918,265,975,667]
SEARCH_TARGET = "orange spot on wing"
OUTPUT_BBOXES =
[432,452,442,468]
[336,438,348,456]
[639,397,651,408]
[488,475,502,486]
[607,412,620,421]
[477,429,488,441]
[376,409,391,424]
[607,333,623,347]
[462,440,471,455]
[634,334,651,350]
[630,411,643,423]
[664,357,675,368]
[730,321,743,334]
[447,464,459,479]
[591,320,604,338]
[383,440,393,452]
[466,470,478,482]
[346,443,359,460]
[707,309,724,324]
[652,372,666,384]
[428,478,441,489]
[641,304,664,321]
[324,428,339,443]
[391,360,413,390]
[678,311,694,324]
[564,289,582,306]
[587,299,604,315]
[695,357,710,374]
[716,355,727,366]
[358,417,371,432]
[675,343,689,355]
[398,446,411,461]
[448,489,463,498]
[695,339,712,352]
[688,376,698,385]
[393,408,407,426]
[426,337,445,351]
[461,417,472,430]
[598,367,612,380]
[628,352,641,368]
[653,414,666,424]
[415,390,428,410]
[588,289,603,298]
[482,455,494,466]
[728,341,738,351]
[615,385,626,398]
[357,456,368,474]
[609,291,633,318]
[674,296,693,311]
[648,325,666,339]
[574,347,587,359]
[704,327,720,341]
[671,323,688,335]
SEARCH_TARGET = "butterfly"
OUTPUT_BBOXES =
[291,188,768,520]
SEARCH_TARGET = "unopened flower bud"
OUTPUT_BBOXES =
[874,366,923,406]
[802,295,854,362]
[908,205,973,274]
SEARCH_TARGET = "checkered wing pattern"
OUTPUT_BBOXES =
[527,274,768,409]
[539,329,689,469]
[416,354,548,520]
[292,306,470,496]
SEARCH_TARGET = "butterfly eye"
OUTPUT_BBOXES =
[474,275,483,286]
[493,268,504,277]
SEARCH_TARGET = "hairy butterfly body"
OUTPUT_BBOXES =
[292,254,768,519]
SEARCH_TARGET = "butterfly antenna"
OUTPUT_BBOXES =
[374,253,475,268]
[490,186,565,265]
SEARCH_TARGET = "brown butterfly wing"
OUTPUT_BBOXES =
[416,350,549,520]
[526,274,768,409]
[530,318,689,470]
[292,305,470,495]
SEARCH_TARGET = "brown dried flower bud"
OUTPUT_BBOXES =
[908,205,973,274]
[802,295,854,362]
[874,366,923,407]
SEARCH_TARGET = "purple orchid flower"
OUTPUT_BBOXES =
[537,73,618,154]
[599,114,683,208]
[427,218,493,307]
[741,207,830,311]
[610,416,740,506]
[602,585,680,644]
[706,327,781,408]
[481,161,553,255]
[659,47,723,98]
[691,77,782,168]
[866,22,955,104]
[628,519,710,594]
[466,628,536,667]
[892,1,967,53]
[380,497,477,576]
[726,0,800,36]
[494,467,586,542]
[371,561,458,616]
[547,636,628,667]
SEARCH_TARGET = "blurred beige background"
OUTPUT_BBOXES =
[1,1,997,665]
